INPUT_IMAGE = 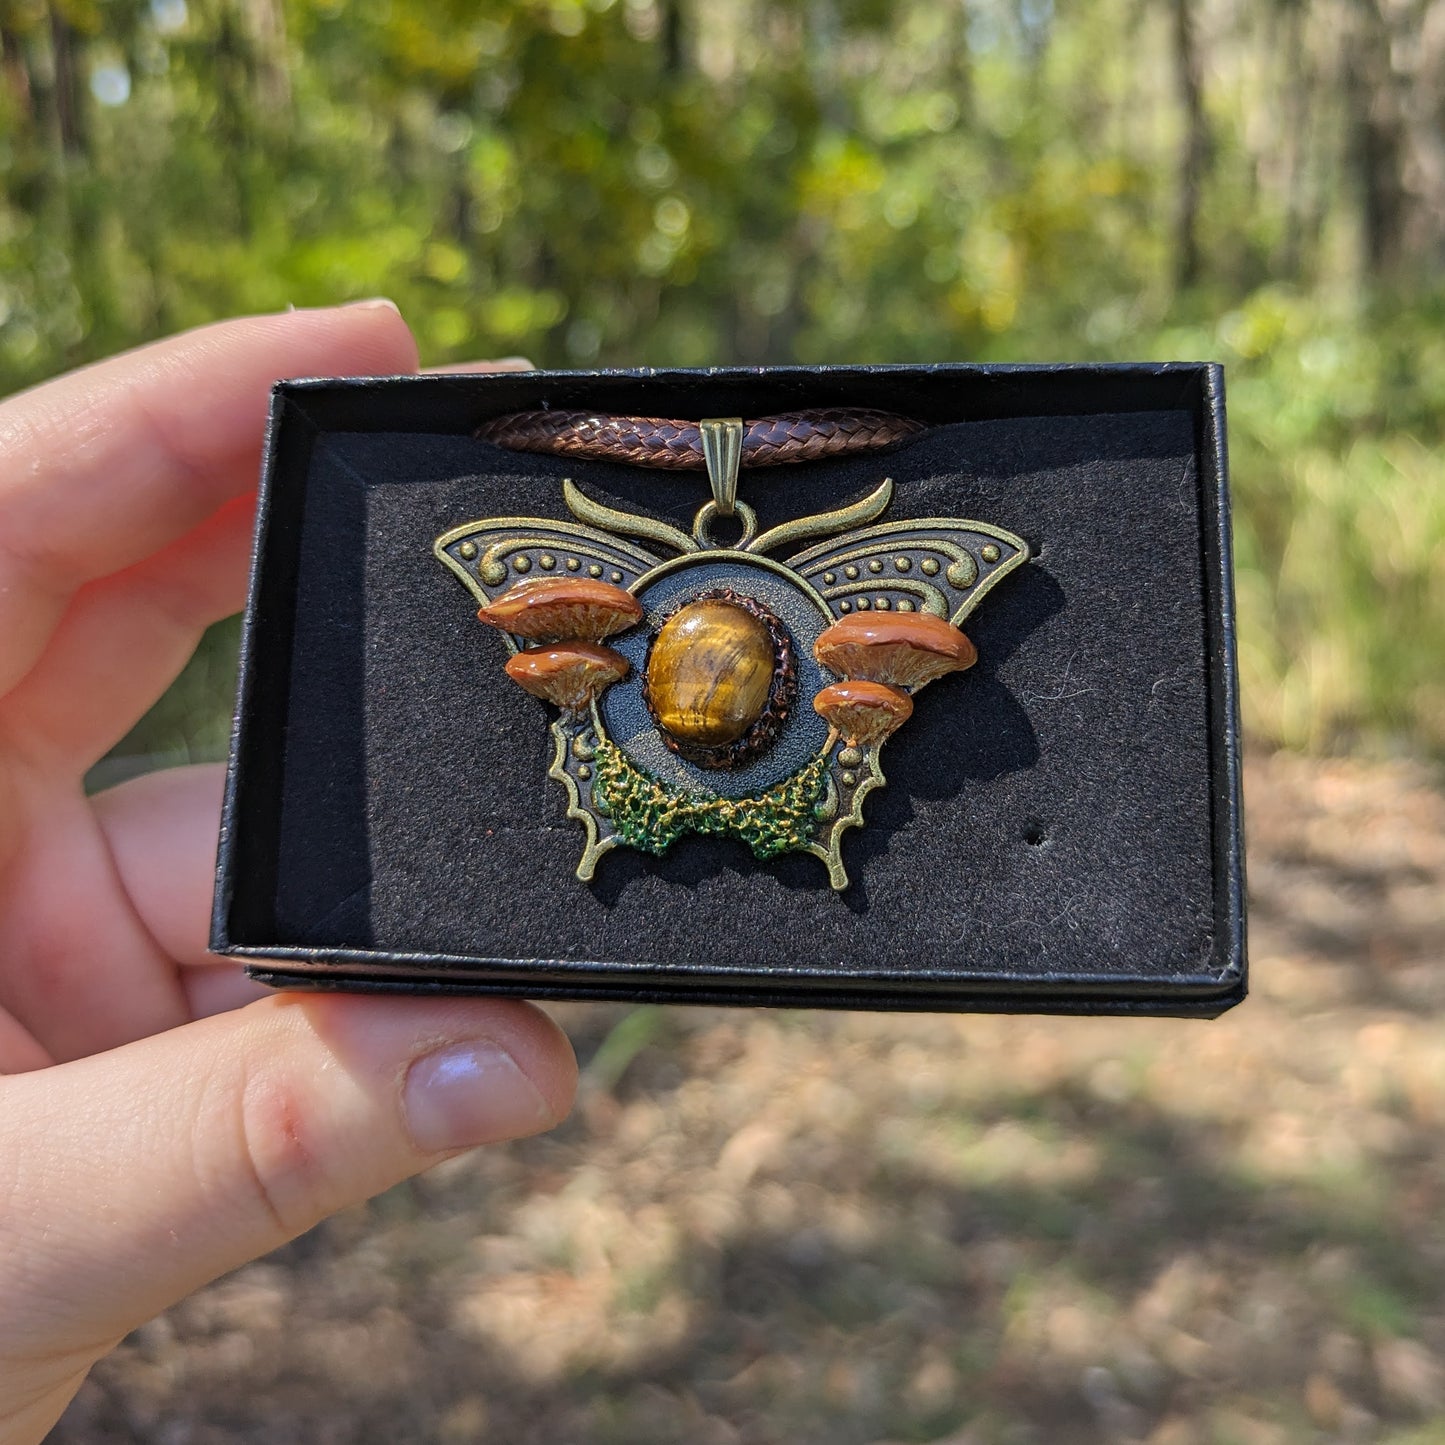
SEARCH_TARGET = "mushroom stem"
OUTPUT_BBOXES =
[504,642,630,713]
[813,680,913,747]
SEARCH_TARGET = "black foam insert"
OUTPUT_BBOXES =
[214,366,1245,1016]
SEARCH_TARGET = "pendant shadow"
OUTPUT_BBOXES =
[586,566,1063,912]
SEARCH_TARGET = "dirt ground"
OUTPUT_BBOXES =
[56,752,1445,1444]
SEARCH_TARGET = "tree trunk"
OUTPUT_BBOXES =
[0,23,34,126]
[243,0,291,115]
[46,3,85,158]
[1170,0,1210,288]
[1343,2,1407,279]
[1277,2,1311,279]
[660,0,686,78]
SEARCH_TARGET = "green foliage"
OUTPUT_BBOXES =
[593,742,828,858]
[1,0,1440,758]
[1135,289,1445,754]
[1223,296,1445,754]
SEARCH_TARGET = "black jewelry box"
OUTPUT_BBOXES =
[210,364,1245,1017]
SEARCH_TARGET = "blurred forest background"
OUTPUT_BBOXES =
[5,1,1445,1443]
[1,0,1442,764]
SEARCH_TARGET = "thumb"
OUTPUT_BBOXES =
[0,993,574,1428]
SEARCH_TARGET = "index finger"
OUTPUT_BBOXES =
[0,302,418,698]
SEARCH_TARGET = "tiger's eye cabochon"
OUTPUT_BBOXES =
[645,599,776,748]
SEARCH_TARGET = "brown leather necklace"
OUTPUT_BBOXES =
[476,407,924,471]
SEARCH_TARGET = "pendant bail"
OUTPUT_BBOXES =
[699,417,744,517]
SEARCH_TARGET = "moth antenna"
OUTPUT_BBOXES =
[563,479,699,556]
[749,478,894,555]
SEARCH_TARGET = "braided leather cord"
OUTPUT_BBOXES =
[475,408,925,468]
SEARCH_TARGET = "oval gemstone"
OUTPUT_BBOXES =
[646,599,776,748]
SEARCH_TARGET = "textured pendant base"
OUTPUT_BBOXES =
[546,709,881,890]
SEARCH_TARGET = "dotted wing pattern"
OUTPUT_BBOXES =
[433,518,662,652]
[784,519,1030,626]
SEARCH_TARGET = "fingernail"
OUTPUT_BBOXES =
[497,356,535,370]
[347,296,402,315]
[404,1040,554,1152]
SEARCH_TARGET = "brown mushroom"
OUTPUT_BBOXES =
[814,611,976,689]
[503,642,629,713]
[478,577,643,642]
[813,680,913,747]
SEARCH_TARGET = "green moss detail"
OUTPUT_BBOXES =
[592,742,827,860]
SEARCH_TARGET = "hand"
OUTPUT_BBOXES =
[0,305,577,1443]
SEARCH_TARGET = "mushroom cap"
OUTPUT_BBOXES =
[478,577,643,642]
[503,642,629,711]
[813,680,913,747]
[814,611,976,689]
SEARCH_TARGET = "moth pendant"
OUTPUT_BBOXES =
[435,474,1027,890]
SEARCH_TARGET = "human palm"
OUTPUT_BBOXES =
[0,305,576,1443]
